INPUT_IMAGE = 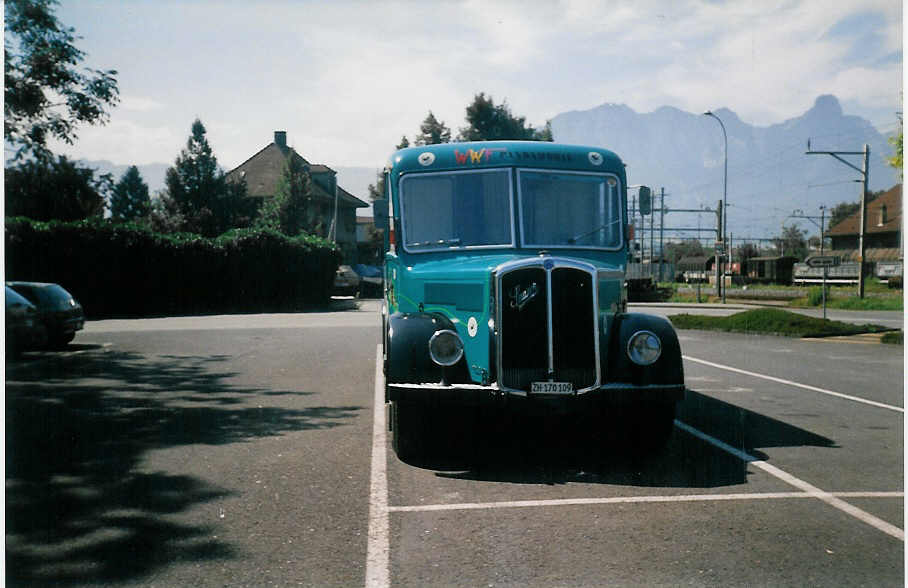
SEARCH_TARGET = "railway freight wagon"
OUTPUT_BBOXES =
[792,262,861,285]
[674,256,712,283]
[743,256,798,284]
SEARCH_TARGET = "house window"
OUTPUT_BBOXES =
[879,204,888,226]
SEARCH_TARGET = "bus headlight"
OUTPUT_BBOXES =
[429,330,464,366]
[627,330,661,366]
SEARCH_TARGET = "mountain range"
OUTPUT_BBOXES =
[551,95,899,239]
[81,94,899,239]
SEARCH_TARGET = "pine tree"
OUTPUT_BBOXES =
[161,119,254,236]
[457,93,540,142]
[415,111,451,145]
[110,165,150,221]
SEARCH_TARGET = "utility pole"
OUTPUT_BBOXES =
[650,202,655,276]
[806,143,870,298]
[716,200,723,298]
[659,187,665,282]
[790,206,827,255]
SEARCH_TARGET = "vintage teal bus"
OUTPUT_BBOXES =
[374,141,684,461]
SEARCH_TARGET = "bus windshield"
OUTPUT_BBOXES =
[400,169,512,251]
[518,170,622,249]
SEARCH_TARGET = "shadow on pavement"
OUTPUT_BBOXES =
[429,390,836,488]
[5,349,361,584]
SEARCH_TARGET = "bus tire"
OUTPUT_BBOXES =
[391,399,425,462]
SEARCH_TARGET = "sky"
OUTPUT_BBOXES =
[43,0,903,179]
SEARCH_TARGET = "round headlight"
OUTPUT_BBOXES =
[428,329,464,366]
[627,330,661,366]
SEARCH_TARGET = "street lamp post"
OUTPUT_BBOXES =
[703,111,728,303]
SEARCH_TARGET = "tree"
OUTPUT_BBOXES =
[888,129,902,180]
[4,0,119,162]
[256,155,317,236]
[161,119,254,236]
[662,240,706,264]
[367,170,385,202]
[414,111,451,145]
[827,189,885,229]
[457,93,551,142]
[735,242,761,263]
[5,155,109,221]
[774,224,807,259]
[395,135,410,150]
[110,165,150,221]
[535,120,554,142]
[828,201,860,229]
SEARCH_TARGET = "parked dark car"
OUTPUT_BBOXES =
[7,282,84,348]
[352,264,383,298]
[331,265,362,297]
[5,286,47,353]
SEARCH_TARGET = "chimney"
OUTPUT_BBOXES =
[274,131,287,148]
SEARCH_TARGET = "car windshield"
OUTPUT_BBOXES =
[6,287,32,308]
[401,169,512,250]
[518,171,622,249]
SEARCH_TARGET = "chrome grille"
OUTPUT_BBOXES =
[496,259,600,394]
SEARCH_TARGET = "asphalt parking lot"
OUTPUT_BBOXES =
[369,324,904,587]
[5,304,904,586]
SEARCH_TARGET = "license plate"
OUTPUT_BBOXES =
[531,381,573,394]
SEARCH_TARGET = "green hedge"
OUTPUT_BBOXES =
[5,217,341,318]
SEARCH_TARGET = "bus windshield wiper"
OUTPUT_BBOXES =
[567,220,619,244]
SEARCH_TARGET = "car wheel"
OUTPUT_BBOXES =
[49,332,75,350]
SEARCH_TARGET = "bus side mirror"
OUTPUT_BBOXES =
[374,199,389,231]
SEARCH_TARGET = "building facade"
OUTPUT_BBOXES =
[826,184,902,251]
[226,131,369,261]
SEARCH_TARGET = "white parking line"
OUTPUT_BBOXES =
[389,491,903,513]
[365,345,390,588]
[675,420,904,541]
[371,349,903,580]
[683,355,904,413]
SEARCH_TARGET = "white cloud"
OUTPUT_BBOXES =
[50,0,902,168]
[119,95,165,112]
[49,117,183,166]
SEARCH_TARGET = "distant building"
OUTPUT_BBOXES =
[226,131,369,261]
[823,184,902,276]
[355,215,384,265]
[826,184,902,251]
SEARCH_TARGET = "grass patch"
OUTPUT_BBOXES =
[667,308,891,338]
[788,295,903,311]
[881,331,903,345]
[823,296,903,311]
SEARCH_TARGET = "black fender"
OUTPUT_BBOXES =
[386,312,470,385]
[603,312,684,387]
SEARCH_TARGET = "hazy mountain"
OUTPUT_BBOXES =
[552,95,899,239]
